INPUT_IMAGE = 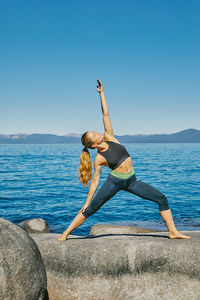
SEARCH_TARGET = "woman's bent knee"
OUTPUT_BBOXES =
[159,194,169,211]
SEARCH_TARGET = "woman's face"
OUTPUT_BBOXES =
[87,131,104,147]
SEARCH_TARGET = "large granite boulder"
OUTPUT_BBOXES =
[18,218,50,234]
[0,218,49,300]
[31,231,200,278]
[89,224,161,236]
[30,229,200,300]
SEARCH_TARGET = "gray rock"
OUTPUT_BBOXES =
[30,230,200,299]
[45,271,200,300]
[89,224,161,236]
[18,218,50,234]
[0,218,49,300]
[30,231,200,278]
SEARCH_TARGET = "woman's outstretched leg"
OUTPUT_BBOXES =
[126,177,191,239]
[58,175,120,242]
[57,212,87,242]
[160,208,191,239]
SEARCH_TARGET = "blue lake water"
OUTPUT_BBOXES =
[0,143,200,236]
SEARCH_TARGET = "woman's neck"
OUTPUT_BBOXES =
[96,141,108,152]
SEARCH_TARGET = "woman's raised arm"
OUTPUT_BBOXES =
[97,78,114,136]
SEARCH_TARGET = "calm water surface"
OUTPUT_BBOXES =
[0,143,199,235]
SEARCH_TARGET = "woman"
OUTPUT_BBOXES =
[58,79,191,242]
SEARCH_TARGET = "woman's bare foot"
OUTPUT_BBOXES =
[57,233,68,242]
[169,231,191,239]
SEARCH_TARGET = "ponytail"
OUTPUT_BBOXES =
[78,146,92,186]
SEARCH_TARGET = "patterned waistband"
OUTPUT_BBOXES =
[110,169,135,179]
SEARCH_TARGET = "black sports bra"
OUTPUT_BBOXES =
[98,141,131,170]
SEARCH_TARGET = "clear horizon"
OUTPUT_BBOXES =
[1,1,200,135]
[0,127,199,137]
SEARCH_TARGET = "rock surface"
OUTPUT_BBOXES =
[30,229,200,300]
[45,271,200,300]
[0,218,49,300]
[18,218,50,233]
[89,223,161,236]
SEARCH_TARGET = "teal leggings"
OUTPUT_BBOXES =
[82,173,169,218]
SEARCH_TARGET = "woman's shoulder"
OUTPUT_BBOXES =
[95,152,107,167]
[104,131,121,144]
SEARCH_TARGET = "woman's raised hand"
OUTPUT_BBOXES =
[97,78,103,93]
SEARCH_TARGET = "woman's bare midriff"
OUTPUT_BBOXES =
[113,157,133,173]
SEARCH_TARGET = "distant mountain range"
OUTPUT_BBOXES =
[0,129,200,144]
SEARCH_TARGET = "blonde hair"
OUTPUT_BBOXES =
[78,132,93,186]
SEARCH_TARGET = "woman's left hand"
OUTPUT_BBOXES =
[97,78,103,93]
[79,203,88,213]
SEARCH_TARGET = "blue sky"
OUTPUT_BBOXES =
[0,0,199,135]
